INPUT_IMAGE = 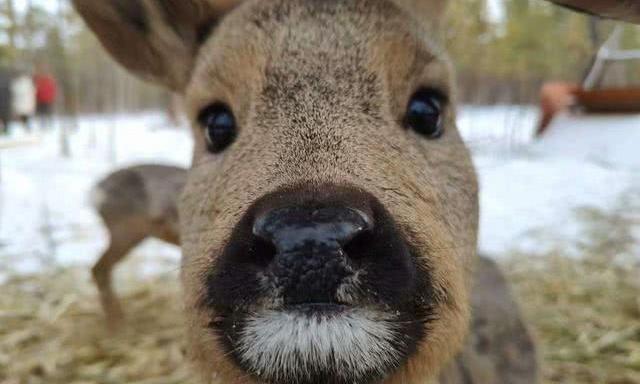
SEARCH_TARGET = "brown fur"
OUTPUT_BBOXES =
[440,257,538,384]
[75,0,540,383]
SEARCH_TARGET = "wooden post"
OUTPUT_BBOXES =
[57,0,72,157]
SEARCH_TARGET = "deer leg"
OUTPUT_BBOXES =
[152,221,181,247]
[92,225,147,329]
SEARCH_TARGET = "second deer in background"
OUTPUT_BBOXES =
[90,164,186,327]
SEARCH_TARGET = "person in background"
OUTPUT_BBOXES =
[11,69,36,132]
[34,63,57,130]
[0,67,13,135]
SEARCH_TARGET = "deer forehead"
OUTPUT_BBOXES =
[185,0,452,124]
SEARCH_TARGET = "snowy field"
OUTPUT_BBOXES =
[0,106,638,280]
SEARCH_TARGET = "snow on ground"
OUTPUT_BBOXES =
[0,106,638,280]
[0,113,191,279]
[463,109,640,255]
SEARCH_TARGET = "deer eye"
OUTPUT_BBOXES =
[404,89,445,139]
[198,104,237,153]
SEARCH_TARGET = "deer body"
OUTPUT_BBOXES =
[91,164,185,325]
[76,0,638,382]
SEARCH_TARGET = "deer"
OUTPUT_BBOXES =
[75,0,639,383]
[90,164,186,327]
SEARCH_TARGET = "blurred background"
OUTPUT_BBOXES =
[0,0,638,383]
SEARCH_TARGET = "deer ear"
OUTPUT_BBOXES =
[73,0,241,91]
[548,0,640,24]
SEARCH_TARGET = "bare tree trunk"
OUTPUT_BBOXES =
[5,0,18,56]
[57,0,75,157]
[24,0,36,59]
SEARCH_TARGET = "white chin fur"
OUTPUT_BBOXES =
[237,308,401,382]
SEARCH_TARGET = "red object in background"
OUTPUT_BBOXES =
[574,88,640,113]
[34,74,57,105]
[536,82,579,137]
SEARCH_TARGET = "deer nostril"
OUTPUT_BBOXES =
[337,208,374,246]
[250,236,278,266]
[342,228,374,260]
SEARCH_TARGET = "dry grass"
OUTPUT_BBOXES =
[1,196,638,383]
[506,253,640,384]
[0,268,195,384]
[507,189,640,384]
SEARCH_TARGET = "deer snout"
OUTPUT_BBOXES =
[252,206,373,306]
[205,185,435,384]
[206,185,428,314]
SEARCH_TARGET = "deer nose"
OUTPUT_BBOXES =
[253,206,373,255]
[252,206,373,305]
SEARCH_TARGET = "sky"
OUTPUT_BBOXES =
[487,0,506,22]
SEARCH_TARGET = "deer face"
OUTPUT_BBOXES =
[76,0,478,383]
[181,2,478,382]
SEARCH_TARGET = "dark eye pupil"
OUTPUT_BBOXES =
[405,91,443,138]
[199,104,237,153]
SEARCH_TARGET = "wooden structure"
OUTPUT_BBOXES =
[537,26,640,136]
